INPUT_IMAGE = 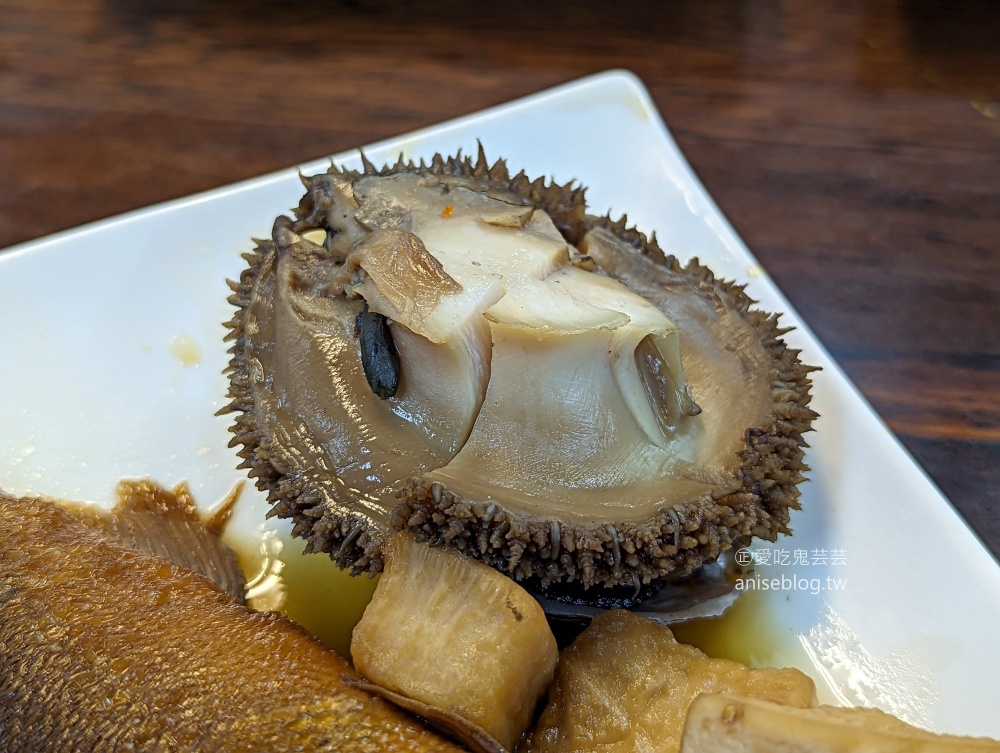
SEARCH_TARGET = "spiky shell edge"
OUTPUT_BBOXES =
[222,148,818,589]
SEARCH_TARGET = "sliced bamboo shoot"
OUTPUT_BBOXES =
[521,609,816,753]
[351,533,558,752]
[679,694,1000,752]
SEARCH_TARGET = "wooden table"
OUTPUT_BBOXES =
[2,0,998,558]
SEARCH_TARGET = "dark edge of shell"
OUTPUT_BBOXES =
[221,147,818,589]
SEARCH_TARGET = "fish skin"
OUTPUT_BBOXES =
[66,479,247,603]
[0,492,464,753]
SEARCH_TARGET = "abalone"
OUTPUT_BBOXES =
[223,149,816,596]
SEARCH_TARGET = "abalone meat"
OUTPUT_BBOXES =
[223,149,816,597]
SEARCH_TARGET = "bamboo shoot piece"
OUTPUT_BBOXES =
[679,694,1000,753]
[521,610,816,753]
[351,533,558,753]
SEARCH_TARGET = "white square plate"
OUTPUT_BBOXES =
[2,70,998,736]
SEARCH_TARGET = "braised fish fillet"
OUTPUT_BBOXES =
[0,490,463,752]
[64,479,247,602]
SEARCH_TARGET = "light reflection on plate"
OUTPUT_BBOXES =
[2,70,999,736]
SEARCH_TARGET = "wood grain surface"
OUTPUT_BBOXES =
[1,0,998,558]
